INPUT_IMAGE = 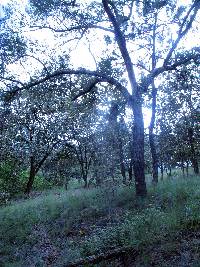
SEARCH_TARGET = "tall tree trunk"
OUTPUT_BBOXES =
[160,161,164,181]
[132,100,147,197]
[181,158,185,176]
[25,156,36,194]
[80,164,88,188]
[128,140,133,182]
[118,138,127,184]
[103,0,147,197]
[83,174,88,188]
[149,13,159,185]
[128,158,133,182]
[186,160,189,177]
[188,127,199,174]
[149,82,159,184]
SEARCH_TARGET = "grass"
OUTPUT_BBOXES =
[1,174,200,266]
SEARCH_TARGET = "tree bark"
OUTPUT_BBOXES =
[118,137,127,184]
[25,141,59,194]
[186,160,189,176]
[149,82,159,184]
[149,13,159,185]
[128,158,133,182]
[160,161,164,181]
[25,156,36,194]
[188,127,199,174]
[102,0,147,197]
[181,158,185,176]
[149,130,159,184]
[132,99,147,197]
[83,175,88,188]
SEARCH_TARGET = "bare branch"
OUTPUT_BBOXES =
[127,0,134,21]
[20,54,50,75]
[164,1,199,66]
[141,51,200,91]
[0,76,24,86]
[29,24,114,34]
[86,37,98,69]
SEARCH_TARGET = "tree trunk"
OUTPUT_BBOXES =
[186,160,189,177]
[160,162,164,181]
[149,82,159,184]
[181,159,185,176]
[83,176,88,188]
[128,158,133,181]
[81,168,88,188]
[93,159,102,186]
[118,138,127,184]
[132,100,147,197]
[149,132,159,184]
[25,156,36,194]
[103,0,147,196]
[192,155,199,174]
[128,140,134,182]
[167,167,172,177]
[24,141,59,195]
[188,127,199,174]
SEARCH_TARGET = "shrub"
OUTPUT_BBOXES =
[0,160,23,197]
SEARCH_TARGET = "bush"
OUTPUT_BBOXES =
[0,160,23,197]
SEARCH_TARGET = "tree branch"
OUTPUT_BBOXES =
[35,140,60,173]
[102,0,138,96]
[72,78,100,100]
[0,76,24,86]
[164,1,199,66]
[141,51,200,92]
[3,68,131,102]
[20,54,50,75]
[29,24,114,34]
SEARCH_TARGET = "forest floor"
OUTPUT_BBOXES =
[1,174,200,266]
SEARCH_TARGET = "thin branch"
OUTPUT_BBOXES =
[20,54,50,75]
[127,0,134,21]
[141,52,200,91]
[35,140,60,174]
[164,1,199,66]
[86,38,98,69]
[29,24,114,34]
[0,76,24,86]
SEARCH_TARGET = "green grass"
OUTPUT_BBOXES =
[1,174,200,266]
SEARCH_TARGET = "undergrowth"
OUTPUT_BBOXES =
[1,175,200,266]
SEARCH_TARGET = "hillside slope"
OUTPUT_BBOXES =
[1,176,200,266]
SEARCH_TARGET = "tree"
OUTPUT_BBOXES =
[6,81,75,194]
[1,0,200,196]
[0,3,26,74]
[156,62,200,176]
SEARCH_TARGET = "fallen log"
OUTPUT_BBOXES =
[67,246,138,267]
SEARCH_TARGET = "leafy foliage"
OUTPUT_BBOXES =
[0,160,22,198]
